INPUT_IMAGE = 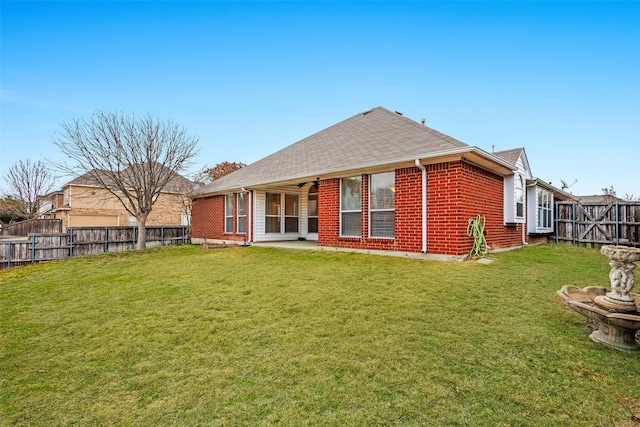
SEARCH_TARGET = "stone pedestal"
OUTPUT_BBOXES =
[596,245,639,312]
[558,245,640,351]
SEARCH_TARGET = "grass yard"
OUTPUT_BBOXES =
[1,244,639,426]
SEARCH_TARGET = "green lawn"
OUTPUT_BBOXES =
[1,244,639,426]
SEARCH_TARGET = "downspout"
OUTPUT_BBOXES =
[248,190,252,244]
[249,190,253,243]
[243,188,252,244]
[415,159,427,253]
[522,200,528,246]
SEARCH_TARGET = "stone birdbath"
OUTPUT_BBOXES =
[558,245,640,351]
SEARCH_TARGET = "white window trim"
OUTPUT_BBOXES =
[307,186,318,235]
[284,194,299,234]
[265,192,281,234]
[369,172,395,239]
[515,174,525,220]
[504,174,526,225]
[224,193,233,233]
[536,188,553,232]
[237,192,247,234]
[340,176,362,237]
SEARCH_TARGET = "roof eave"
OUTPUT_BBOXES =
[193,146,516,198]
[526,178,578,200]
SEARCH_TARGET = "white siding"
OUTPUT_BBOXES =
[527,186,537,233]
[254,185,309,242]
[504,154,532,224]
[528,186,554,234]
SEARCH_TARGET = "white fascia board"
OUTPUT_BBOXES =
[195,146,518,197]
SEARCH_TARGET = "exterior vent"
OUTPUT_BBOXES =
[361,108,372,116]
[395,110,403,115]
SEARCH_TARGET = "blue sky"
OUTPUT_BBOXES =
[1,1,638,197]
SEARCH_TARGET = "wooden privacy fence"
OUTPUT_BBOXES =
[0,226,190,269]
[555,201,640,247]
[0,218,62,236]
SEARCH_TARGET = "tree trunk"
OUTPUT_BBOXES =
[136,213,149,250]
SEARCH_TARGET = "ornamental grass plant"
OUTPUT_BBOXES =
[1,244,639,426]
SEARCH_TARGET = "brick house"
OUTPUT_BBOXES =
[191,107,572,256]
[39,167,193,231]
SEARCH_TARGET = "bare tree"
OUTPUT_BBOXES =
[602,185,618,203]
[54,111,199,249]
[205,161,246,181]
[2,159,57,220]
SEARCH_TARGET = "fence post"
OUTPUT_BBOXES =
[555,203,559,244]
[182,225,186,244]
[572,202,577,245]
[7,241,11,267]
[69,228,74,258]
[615,201,619,246]
[132,226,136,249]
[104,227,109,253]
[161,226,165,246]
[31,234,36,264]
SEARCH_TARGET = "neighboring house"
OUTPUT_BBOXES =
[39,167,193,230]
[37,190,65,219]
[578,195,623,204]
[191,107,572,256]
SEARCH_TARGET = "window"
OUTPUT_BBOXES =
[515,174,525,218]
[537,189,553,230]
[307,185,318,233]
[225,194,233,233]
[284,194,299,232]
[237,192,246,234]
[370,172,395,238]
[341,176,362,236]
[128,216,136,226]
[181,213,191,226]
[265,193,281,233]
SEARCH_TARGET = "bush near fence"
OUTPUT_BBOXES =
[0,226,190,268]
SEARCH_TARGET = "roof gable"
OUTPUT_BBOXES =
[65,163,192,194]
[493,147,532,178]
[197,107,471,194]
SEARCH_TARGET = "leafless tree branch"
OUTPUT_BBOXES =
[53,111,199,249]
[2,159,57,220]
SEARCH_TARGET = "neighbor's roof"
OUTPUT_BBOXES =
[578,194,623,203]
[195,107,517,196]
[65,164,192,194]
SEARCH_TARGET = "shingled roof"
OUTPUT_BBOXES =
[66,163,192,194]
[492,148,524,165]
[195,107,516,196]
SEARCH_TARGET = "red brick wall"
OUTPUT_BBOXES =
[318,170,423,252]
[191,194,248,242]
[459,161,523,251]
[426,161,523,255]
[395,167,424,252]
[317,161,524,256]
[426,162,463,254]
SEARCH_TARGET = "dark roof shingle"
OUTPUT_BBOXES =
[66,164,192,194]
[197,107,470,194]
